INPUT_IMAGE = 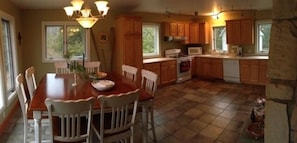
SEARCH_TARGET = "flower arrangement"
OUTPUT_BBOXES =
[64,52,86,74]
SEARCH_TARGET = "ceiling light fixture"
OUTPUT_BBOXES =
[64,0,109,28]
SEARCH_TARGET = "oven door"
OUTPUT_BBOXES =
[177,59,191,74]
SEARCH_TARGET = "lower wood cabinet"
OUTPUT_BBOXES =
[258,60,268,84]
[143,62,161,85]
[195,57,223,79]
[240,59,267,84]
[161,60,177,84]
[143,60,177,86]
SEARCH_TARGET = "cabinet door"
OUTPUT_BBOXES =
[258,60,268,84]
[226,20,241,44]
[199,22,209,44]
[211,58,223,79]
[189,23,199,43]
[241,20,254,44]
[144,63,161,84]
[177,23,185,36]
[201,58,211,77]
[250,60,259,83]
[240,60,250,82]
[170,23,178,36]
[161,60,177,84]
[195,57,202,76]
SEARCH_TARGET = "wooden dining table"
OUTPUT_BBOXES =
[29,72,152,143]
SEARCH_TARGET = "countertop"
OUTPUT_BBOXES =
[143,57,177,64]
[196,54,269,60]
[143,55,268,64]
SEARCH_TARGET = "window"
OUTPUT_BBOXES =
[213,26,227,52]
[142,24,160,57]
[42,21,90,62]
[256,20,272,54]
[0,11,17,111]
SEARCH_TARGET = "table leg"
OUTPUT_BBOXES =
[33,111,42,143]
[142,103,148,143]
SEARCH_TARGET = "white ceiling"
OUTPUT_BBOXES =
[10,0,272,16]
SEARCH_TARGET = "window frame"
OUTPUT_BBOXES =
[212,26,227,53]
[0,10,18,112]
[142,23,160,58]
[41,21,90,63]
[256,20,272,55]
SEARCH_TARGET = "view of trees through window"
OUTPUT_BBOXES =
[1,19,15,95]
[257,22,271,53]
[44,23,86,61]
[142,24,159,56]
[213,27,227,52]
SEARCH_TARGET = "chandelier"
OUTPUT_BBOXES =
[64,0,109,28]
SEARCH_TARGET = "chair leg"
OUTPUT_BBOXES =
[24,120,27,143]
[149,104,157,142]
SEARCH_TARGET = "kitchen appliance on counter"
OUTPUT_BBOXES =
[188,47,203,55]
[165,49,192,83]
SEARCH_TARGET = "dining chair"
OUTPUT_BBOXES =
[25,66,37,99]
[122,64,138,83]
[16,74,49,143]
[45,97,94,143]
[140,69,158,142]
[54,62,71,74]
[84,61,101,74]
[92,89,140,143]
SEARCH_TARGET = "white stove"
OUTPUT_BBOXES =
[165,49,192,83]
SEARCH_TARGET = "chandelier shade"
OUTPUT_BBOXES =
[64,0,109,29]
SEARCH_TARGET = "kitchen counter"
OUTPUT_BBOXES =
[195,54,269,59]
[143,57,176,64]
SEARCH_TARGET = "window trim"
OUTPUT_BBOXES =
[41,21,91,63]
[0,10,18,112]
[142,23,161,58]
[256,20,272,55]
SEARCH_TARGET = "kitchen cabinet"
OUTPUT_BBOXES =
[240,60,259,83]
[211,58,223,79]
[195,57,203,76]
[226,19,254,45]
[201,58,212,77]
[258,60,268,84]
[113,16,143,85]
[198,57,223,79]
[189,22,209,44]
[143,62,161,85]
[164,22,187,37]
[161,60,177,84]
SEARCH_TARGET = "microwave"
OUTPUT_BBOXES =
[188,47,203,55]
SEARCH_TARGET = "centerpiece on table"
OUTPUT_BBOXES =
[64,52,86,86]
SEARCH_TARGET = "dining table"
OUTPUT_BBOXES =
[29,72,153,143]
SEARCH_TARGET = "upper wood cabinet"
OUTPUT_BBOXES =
[113,16,143,85]
[189,22,209,44]
[226,19,254,45]
[164,22,187,37]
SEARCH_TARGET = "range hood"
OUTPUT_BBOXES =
[164,36,187,42]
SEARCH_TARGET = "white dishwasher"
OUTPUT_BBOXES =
[223,59,240,83]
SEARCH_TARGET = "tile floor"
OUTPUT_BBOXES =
[0,78,265,143]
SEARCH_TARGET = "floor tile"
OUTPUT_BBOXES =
[0,78,265,143]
